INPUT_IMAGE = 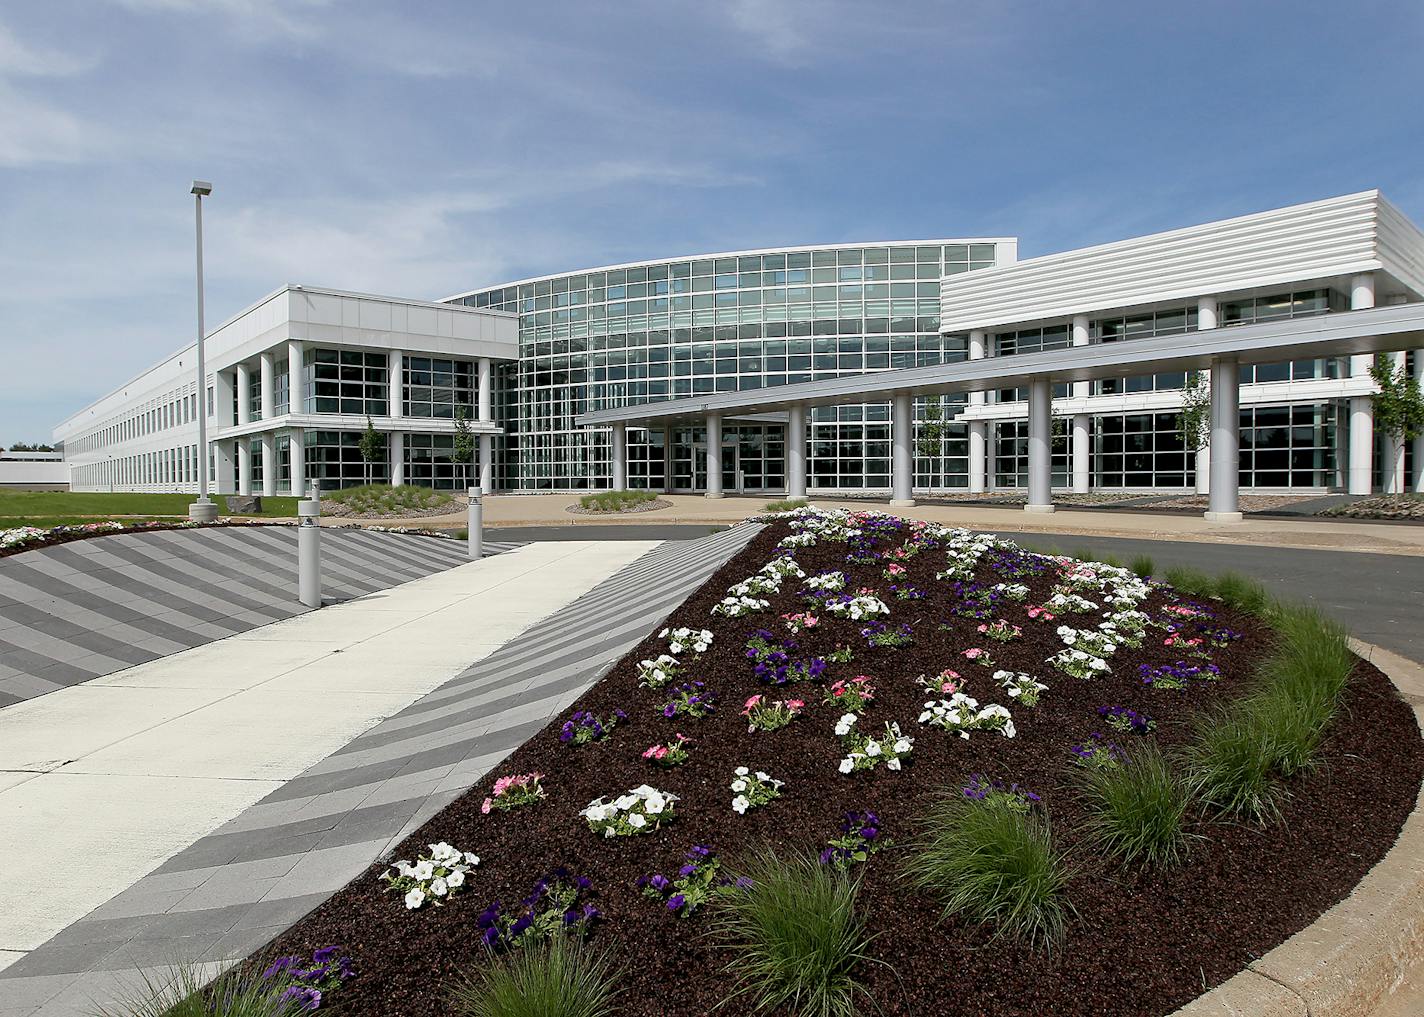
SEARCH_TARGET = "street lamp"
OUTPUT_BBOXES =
[188,180,218,523]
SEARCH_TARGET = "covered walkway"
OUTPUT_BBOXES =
[578,297,1424,522]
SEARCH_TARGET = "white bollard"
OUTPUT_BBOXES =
[297,493,322,608]
[468,488,483,560]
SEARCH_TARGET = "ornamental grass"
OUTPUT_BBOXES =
[1076,742,1193,867]
[904,788,1072,949]
[714,848,879,1017]
[450,938,620,1017]
[93,962,303,1017]
[578,490,659,512]
[1186,600,1355,821]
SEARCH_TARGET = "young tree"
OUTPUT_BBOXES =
[1178,372,1210,452]
[451,403,476,492]
[1370,354,1424,442]
[1371,354,1424,492]
[916,397,947,489]
[358,415,384,488]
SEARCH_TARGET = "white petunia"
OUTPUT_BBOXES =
[404,888,426,909]
[732,795,750,814]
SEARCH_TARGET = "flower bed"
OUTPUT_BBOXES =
[249,509,1422,1017]
[0,518,279,559]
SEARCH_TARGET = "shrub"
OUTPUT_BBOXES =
[903,785,1071,948]
[715,849,879,1017]
[1077,742,1192,867]
[1129,554,1154,579]
[325,483,453,515]
[578,490,659,512]
[93,962,304,1017]
[764,497,808,513]
[451,938,620,1017]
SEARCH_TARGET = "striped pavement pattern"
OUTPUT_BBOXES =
[0,527,515,710]
[0,524,760,1017]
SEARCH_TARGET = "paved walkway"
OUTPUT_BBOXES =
[0,537,690,1015]
[345,493,1424,557]
[0,527,516,708]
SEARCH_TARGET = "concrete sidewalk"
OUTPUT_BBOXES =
[337,493,1424,557]
[0,539,657,974]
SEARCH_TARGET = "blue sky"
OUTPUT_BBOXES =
[3,0,1423,441]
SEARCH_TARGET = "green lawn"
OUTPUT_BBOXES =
[0,490,299,521]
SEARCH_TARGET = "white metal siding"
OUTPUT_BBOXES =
[939,191,1391,332]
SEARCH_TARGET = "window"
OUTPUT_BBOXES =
[305,349,389,416]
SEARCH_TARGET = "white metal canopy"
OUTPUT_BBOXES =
[575,302,1424,428]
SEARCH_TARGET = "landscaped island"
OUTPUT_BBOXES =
[200,509,1422,1016]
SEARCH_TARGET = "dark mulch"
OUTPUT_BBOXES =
[258,518,1424,1016]
[0,520,283,559]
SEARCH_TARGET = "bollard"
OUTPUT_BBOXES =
[298,493,322,608]
[467,487,483,560]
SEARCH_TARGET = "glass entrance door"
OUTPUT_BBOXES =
[692,443,739,493]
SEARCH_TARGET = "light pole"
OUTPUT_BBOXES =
[188,180,218,523]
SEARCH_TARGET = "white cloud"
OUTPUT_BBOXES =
[108,0,333,40]
[0,21,101,166]
[0,84,93,167]
[726,0,813,64]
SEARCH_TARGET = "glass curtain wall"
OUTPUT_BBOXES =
[456,243,1000,491]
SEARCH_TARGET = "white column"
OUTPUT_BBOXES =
[289,428,306,496]
[214,369,235,428]
[662,428,675,494]
[705,412,723,499]
[389,350,403,419]
[260,433,276,496]
[236,362,252,425]
[237,439,252,496]
[215,441,235,495]
[480,434,493,495]
[787,404,807,499]
[1026,378,1053,512]
[891,392,914,507]
[1195,296,1217,495]
[1349,397,1374,495]
[1414,352,1424,494]
[1349,273,1376,379]
[1346,273,1377,495]
[259,352,275,420]
[478,358,493,422]
[610,422,627,491]
[1206,357,1242,522]
[967,329,987,492]
[1071,414,1090,494]
[968,422,987,493]
[288,340,305,414]
[389,431,404,487]
[1071,315,1090,400]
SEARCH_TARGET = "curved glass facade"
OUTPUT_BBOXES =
[450,241,1006,491]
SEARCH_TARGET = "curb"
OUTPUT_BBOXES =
[1170,640,1424,1017]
